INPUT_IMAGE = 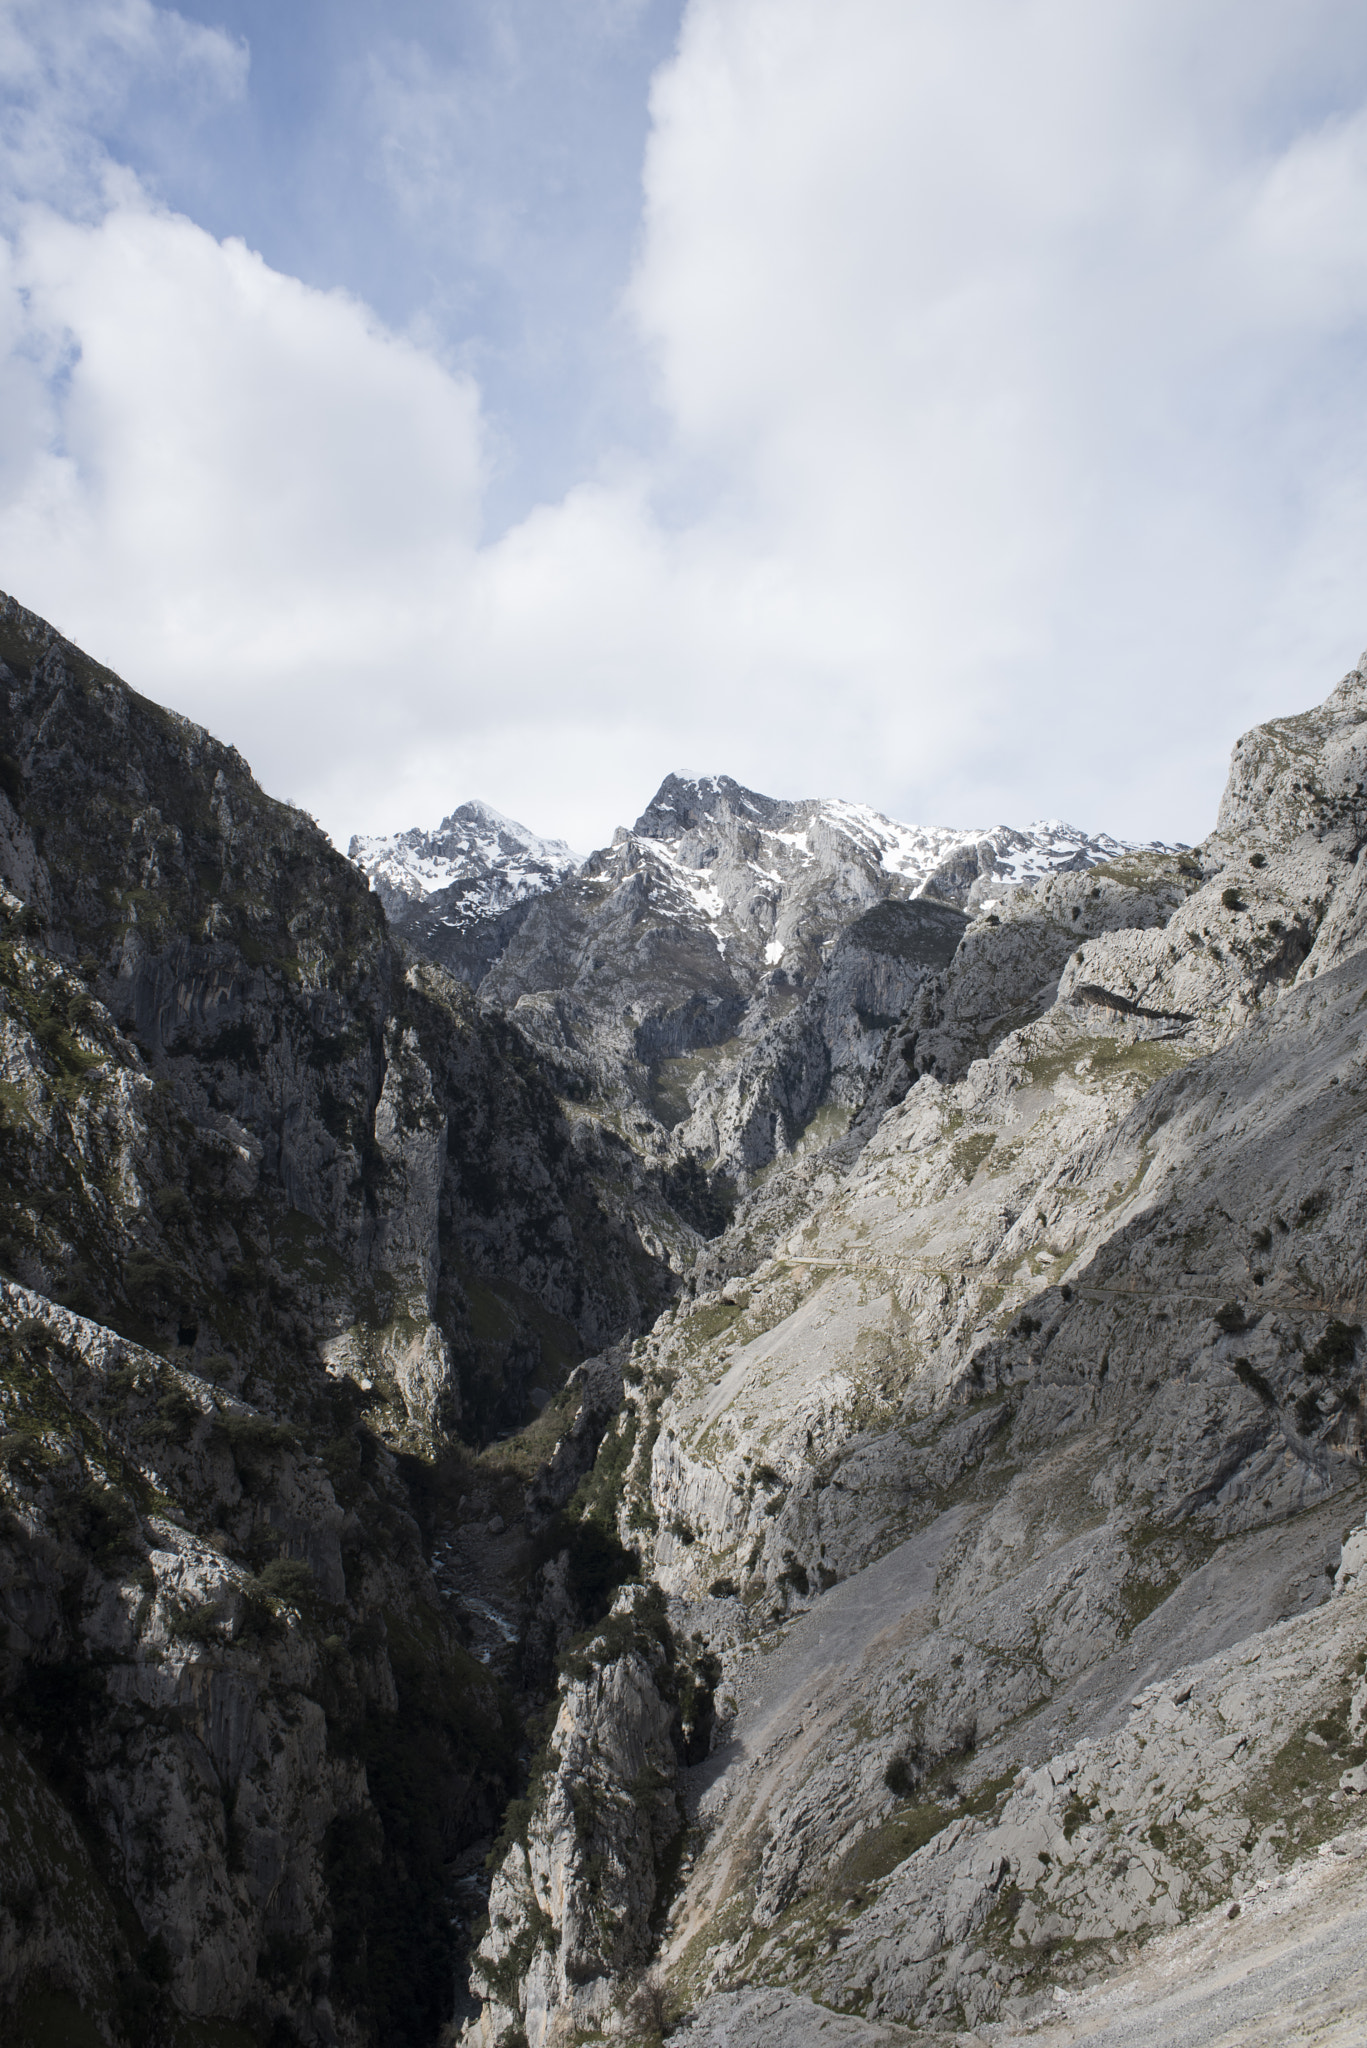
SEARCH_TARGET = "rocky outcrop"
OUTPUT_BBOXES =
[0,1281,489,2046]
[469,1585,685,2048]
[676,899,968,1179]
[892,849,1203,1087]
[524,1348,628,1535]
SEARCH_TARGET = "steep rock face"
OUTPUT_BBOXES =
[0,592,672,1443]
[0,591,684,2045]
[0,1281,508,2048]
[676,899,969,1177]
[470,1586,685,2048]
[465,653,1367,2046]
[625,665,1367,1613]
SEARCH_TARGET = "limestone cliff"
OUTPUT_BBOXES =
[470,1586,686,2048]
[463,651,1367,2046]
[0,591,678,2045]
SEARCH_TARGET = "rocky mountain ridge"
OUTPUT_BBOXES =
[354,776,1163,999]
[380,773,1175,1187]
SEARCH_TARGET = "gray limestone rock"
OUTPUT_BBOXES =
[474,777,1163,1190]
[11,583,1367,2048]
[0,590,682,2044]
[452,650,1367,2048]
[468,1585,684,2048]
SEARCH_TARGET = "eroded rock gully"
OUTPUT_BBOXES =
[4,589,1367,2048]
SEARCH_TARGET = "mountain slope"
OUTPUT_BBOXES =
[7,583,1366,2048]
[465,655,1367,2048]
[0,591,677,2047]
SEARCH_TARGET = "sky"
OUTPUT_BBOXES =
[4,2,1367,858]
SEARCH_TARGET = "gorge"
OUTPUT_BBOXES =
[1,588,1366,2048]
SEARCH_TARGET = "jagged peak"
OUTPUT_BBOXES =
[350,800,577,867]
[349,799,580,914]
[631,772,786,840]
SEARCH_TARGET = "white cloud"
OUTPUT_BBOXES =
[619,0,1367,819]
[0,195,484,738]
[4,1,1367,857]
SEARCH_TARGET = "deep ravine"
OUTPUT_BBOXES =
[4,590,1367,2048]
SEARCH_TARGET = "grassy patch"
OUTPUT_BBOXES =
[1121,1571,1181,1629]
[271,1208,350,1288]
[1025,1034,1191,1097]
[478,1378,584,1485]
[837,1801,956,1888]
[649,1041,739,1128]
[794,1103,855,1157]
[952,1133,996,1183]
[1239,1700,1366,1857]
[679,1302,742,1352]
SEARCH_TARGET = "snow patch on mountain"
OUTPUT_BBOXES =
[812,800,979,880]
[349,801,581,926]
[807,801,1168,909]
[625,778,1174,926]
[978,818,1150,896]
[626,781,1176,937]
[352,776,1177,983]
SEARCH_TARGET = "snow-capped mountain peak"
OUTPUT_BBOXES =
[352,775,1178,997]
[631,773,783,839]
[605,781,1175,947]
[801,802,1168,909]
[614,779,1173,920]
[348,801,581,924]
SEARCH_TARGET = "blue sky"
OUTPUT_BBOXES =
[143,0,683,528]
[6,0,684,527]
[4,1,1367,856]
